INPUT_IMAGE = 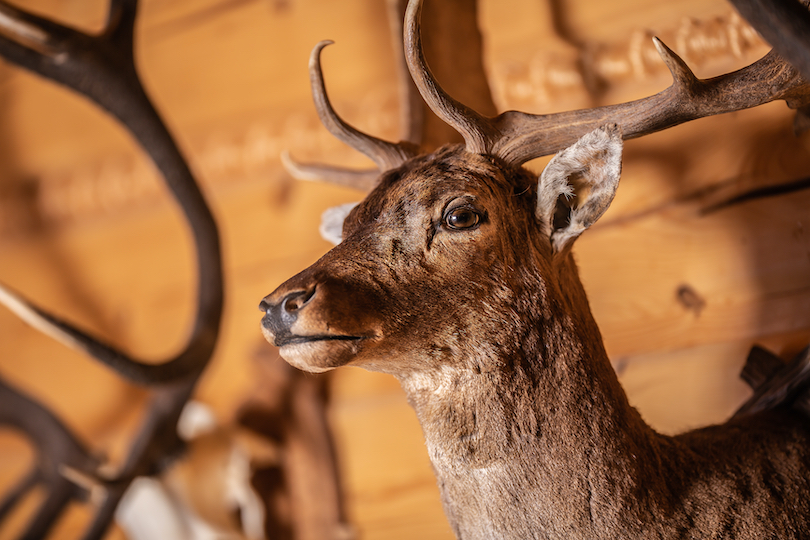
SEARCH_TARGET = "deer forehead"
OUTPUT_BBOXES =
[342,147,536,240]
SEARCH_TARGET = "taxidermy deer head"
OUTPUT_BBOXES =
[261,0,810,537]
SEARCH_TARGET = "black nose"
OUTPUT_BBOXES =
[260,286,316,335]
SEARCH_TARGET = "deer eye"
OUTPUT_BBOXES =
[443,205,482,230]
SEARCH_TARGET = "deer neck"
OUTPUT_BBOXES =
[396,259,660,539]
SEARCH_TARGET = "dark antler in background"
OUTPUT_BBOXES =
[0,0,224,537]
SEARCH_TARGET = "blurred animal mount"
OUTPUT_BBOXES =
[261,0,810,537]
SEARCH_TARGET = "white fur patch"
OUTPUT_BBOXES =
[177,401,217,441]
[320,202,359,245]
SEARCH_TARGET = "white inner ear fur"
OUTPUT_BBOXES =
[536,124,623,254]
[320,202,359,245]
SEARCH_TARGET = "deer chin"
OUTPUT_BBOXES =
[266,330,367,373]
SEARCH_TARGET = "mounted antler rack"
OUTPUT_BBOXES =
[0,0,223,537]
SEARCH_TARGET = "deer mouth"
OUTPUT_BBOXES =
[273,333,365,347]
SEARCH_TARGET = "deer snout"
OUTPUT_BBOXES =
[259,286,316,343]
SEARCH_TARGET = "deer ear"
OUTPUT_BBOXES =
[319,202,359,245]
[536,124,622,254]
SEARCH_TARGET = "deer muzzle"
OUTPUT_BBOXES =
[261,285,363,352]
[259,276,375,372]
[259,286,316,346]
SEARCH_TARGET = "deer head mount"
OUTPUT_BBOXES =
[262,123,622,375]
[261,0,810,537]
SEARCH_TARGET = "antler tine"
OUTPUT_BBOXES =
[489,39,810,165]
[282,0,428,189]
[0,0,223,385]
[281,151,380,191]
[308,40,417,172]
[403,0,499,154]
[652,38,699,88]
[0,468,37,523]
[104,0,138,50]
[0,2,68,59]
[0,282,183,383]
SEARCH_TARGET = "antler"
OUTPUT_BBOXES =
[0,0,223,537]
[306,40,419,173]
[281,151,383,192]
[289,0,810,186]
[282,0,427,189]
[402,0,495,155]
[0,376,102,539]
[404,0,810,166]
[0,0,223,384]
[280,41,418,191]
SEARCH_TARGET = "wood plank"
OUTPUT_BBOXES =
[329,368,455,540]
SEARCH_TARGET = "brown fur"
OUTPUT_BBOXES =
[261,144,810,539]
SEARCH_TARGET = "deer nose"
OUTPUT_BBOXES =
[259,286,317,335]
[281,287,316,313]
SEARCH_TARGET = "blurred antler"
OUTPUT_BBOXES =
[0,376,102,539]
[0,0,223,537]
[0,0,223,383]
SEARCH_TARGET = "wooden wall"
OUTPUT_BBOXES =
[0,0,809,538]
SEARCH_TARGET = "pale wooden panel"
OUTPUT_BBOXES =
[580,150,810,358]
[330,369,455,540]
